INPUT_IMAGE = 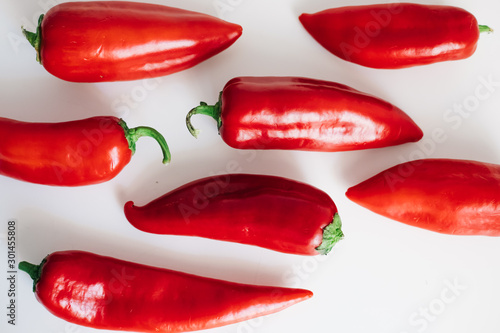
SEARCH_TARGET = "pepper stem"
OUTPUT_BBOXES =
[316,213,344,255]
[186,92,223,138]
[479,25,494,33]
[22,14,44,64]
[19,258,46,292]
[119,119,171,164]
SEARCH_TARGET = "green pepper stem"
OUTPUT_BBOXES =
[22,14,44,64]
[479,25,494,33]
[186,92,223,138]
[315,213,344,255]
[119,119,171,164]
[19,258,46,292]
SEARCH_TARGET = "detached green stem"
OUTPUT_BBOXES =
[22,14,44,64]
[186,92,223,138]
[119,119,171,164]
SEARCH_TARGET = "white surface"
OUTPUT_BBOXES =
[1,0,500,333]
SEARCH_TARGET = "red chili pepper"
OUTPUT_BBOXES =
[186,76,423,151]
[19,250,312,332]
[346,159,500,235]
[299,3,493,69]
[0,116,170,186]
[22,1,243,82]
[124,174,343,255]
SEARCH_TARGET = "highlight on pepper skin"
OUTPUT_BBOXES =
[18,250,313,332]
[186,76,424,151]
[22,1,243,82]
[299,3,493,69]
[0,116,170,186]
[124,173,344,256]
[346,158,500,235]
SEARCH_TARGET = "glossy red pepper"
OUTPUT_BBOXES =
[346,159,500,235]
[124,174,343,255]
[299,3,493,69]
[22,1,243,82]
[0,116,170,186]
[19,250,312,332]
[186,76,423,151]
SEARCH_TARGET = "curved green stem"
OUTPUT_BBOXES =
[19,258,46,292]
[316,213,344,255]
[119,119,171,164]
[186,92,223,138]
[22,14,44,64]
[479,25,493,34]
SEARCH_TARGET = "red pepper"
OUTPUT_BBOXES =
[186,76,423,151]
[346,159,500,235]
[0,116,170,186]
[299,3,493,69]
[124,174,343,255]
[19,250,312,332]
[22,1,243,82]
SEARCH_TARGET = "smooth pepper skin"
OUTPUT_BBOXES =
[300,3,485,69]
[0,116,170,186]
[125,174,344,255]
[19,251,313,332]
[187,76,423,151]
[346,159,500,235]
[25,1,242,82]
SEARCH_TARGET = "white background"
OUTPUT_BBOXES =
[1,0,500,333]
